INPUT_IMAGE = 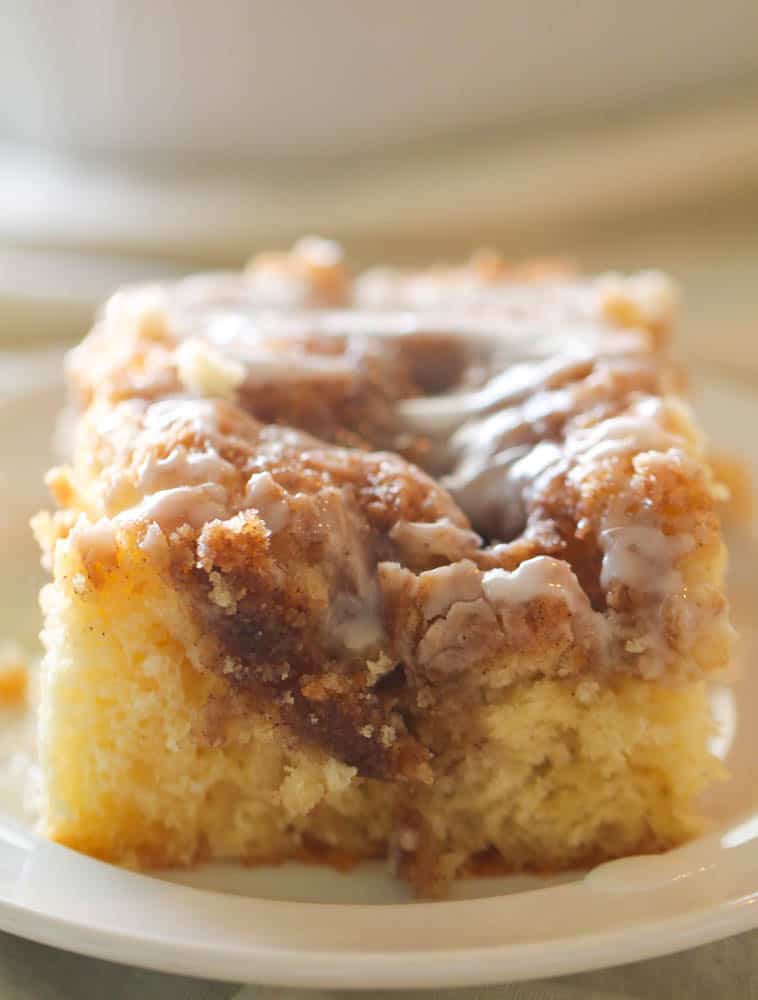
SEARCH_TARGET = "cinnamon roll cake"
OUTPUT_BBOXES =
[32,239,732,894]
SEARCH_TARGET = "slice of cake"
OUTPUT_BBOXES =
[33,242,732,894]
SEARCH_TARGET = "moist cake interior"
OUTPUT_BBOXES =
[32,240,732,895]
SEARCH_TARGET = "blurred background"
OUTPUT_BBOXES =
[0,10,757,998]
[0,0,757,382]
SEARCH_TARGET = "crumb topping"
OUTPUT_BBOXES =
[41,241,732,779]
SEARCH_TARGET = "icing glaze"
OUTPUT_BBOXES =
[61,250,729,686]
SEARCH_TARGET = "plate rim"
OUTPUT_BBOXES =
[1,368,757,988]
[1,823,758,988]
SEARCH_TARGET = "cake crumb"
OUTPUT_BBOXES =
[599,271,678,338]
[397,828,420,852]
[380,725,397,747]
[324,758,357,793]
[625,637,649,654]
[366,653,394,685]
[176,338,246,400]
[574,678,600,705]
[221,656,238,675]
[0,643,29,707]
[102,284,173,344]
[247,236,350,307]
[208,571,242,614]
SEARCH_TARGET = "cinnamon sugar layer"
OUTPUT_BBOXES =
[41,247,731,779]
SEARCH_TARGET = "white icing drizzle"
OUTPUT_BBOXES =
[245,269,312,308]
[482,556,595,623]
[245,472,290,534]
[116,483,229,534]
[69,515,118,567]
[397,356,590,437]
[418,561,484,621]
[389,518,481,561]
[99,265,659,409]
[566,398,681,472]
[138,522,169,562]
[400,555,609,673]
[445,441,564,541]
[137,446,236,494]
[241,352,354,385]
[79,259,712,679]
[600,525,693,597]
[436,391,689,544]
[143,397,223,439]
[329,593,386,654]
[71,481,229,571]
[175,338,246,399]
[355,266,677,334]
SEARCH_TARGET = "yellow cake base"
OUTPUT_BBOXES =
[36,529,723,885]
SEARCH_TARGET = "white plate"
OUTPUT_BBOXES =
[0,369,757,989]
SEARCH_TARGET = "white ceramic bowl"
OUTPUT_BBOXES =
[1,0,758,164]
